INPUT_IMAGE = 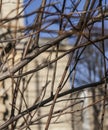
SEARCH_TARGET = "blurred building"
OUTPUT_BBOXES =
[0,1,108,130]
[0,1,73,130]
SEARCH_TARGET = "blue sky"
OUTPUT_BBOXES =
[23,0,42,25]
[23,0,108,86]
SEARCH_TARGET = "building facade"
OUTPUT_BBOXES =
[0,1,108,130]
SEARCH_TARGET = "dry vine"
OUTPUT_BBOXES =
[0,0,108,130]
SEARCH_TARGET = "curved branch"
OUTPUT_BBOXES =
[0,78,107,130]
